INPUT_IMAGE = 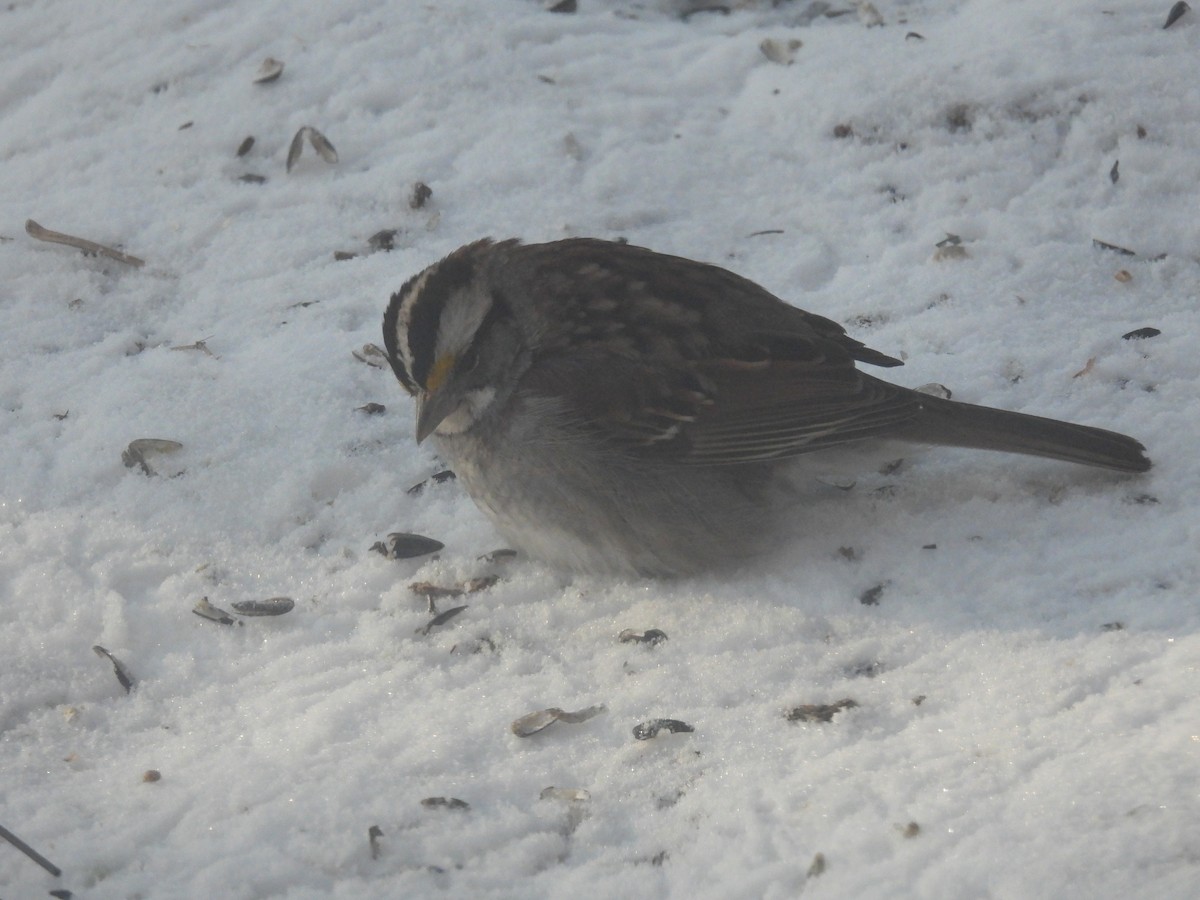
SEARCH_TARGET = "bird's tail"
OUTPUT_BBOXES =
[897,393,1151,473]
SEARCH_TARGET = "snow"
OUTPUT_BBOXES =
[1,0,1198,897]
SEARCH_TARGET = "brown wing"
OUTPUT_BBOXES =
[681,356,922,463]
[505,239,919,464]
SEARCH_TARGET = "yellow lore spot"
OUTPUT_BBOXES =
[425,353,456,392]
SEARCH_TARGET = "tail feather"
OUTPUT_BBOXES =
[898,394,1151,473]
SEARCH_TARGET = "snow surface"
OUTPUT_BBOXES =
[2,0,1199,897]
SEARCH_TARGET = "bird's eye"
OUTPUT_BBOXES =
[458,343,481,374]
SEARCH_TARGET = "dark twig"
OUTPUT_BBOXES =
[0,822,63,877]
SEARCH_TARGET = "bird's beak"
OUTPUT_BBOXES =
[415,390,458,444]
[414,353,458,444]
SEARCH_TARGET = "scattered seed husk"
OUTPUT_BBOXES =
[236,136,255,157]
[905,31,925,40]
[760,37,802,65]
[375,532,445,560]
[1093,238,1136,256]
[368,229,398,252]
[286,126,338,172]
[859,583,885,606]
[512,709,563,737]
[512,704,606,737]
[333,251,358,261]
[308,128,338,162]
[915,382,951,399]
[122,438,184,476]
[26,219,145,268]
[478,548,517,563]
[193,596,239,626]
[368,825,383,860]
[932,233,968,261]
[49,890,74,899]
[1164,1,1190,28]
[785,699,859,723]
[833,123,853,138]
[1109,159,1120,184]
[633,718,694,741]
[618,628,668,646]
[406,469,456,494]
[409,182,433,209]
[170,337,215,356]
[912,694,926,706]
[547,0,576,11]
[1072,356,1097,379]
[253,57,285,84]
[124,437,183,457]
[143,769,162,783]
[0,822,63,878]
[92,644,135,693]
[353,343,389,368]
[231,597,294,617]
[178,121,193,131]
[408,582,463,602]
[238,173,267,184]
[807,852,827,878]
[1122,327,1160,340]
[415,605,468,636]
[748,229,785,237]
[409,574,497,600]
[1114,269,1133,283]
[420,797,470,810]
[356,402,386,415]
[932,243,968,262]
[1101,621,1125,632]
[550,706,608,725]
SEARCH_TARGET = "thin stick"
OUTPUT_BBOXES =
[26,219,145,268]
[0,822,63,877]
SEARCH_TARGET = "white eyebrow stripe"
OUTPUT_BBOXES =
[430,278,494,360]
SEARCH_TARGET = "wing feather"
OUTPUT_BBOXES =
[504,239,914,465]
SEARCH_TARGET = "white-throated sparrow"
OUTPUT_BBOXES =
[383,238,1150,576]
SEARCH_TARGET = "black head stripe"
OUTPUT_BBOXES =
[383,281,417,393]
[406,252,477,389]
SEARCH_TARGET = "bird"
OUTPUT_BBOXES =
[382,238,1150,577]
